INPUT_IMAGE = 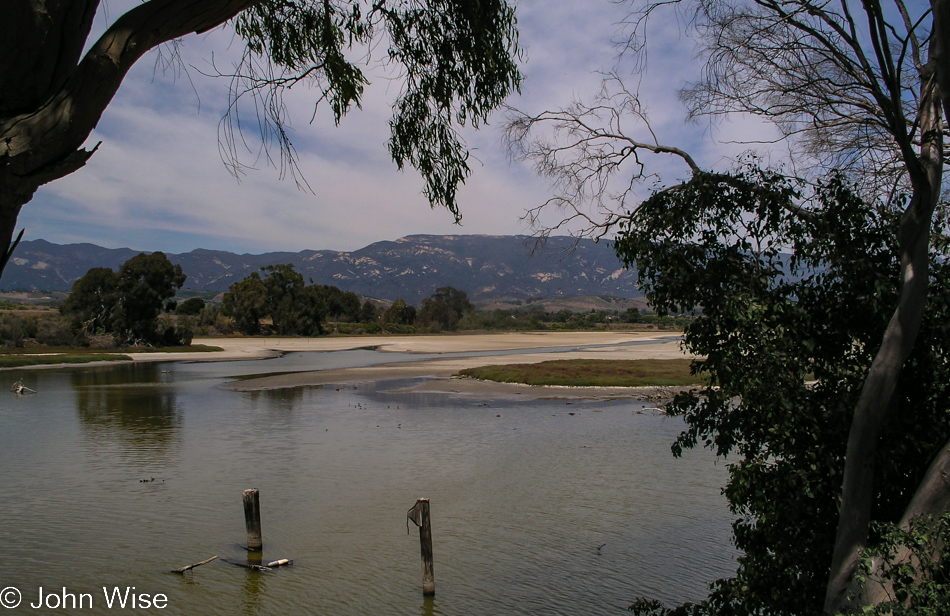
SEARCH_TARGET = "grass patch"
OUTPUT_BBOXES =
[458,358,703,387]
[0,353,132,368]
[125,344,223,353]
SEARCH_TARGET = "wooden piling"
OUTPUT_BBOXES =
[243,488,263,551]
[407,498,435,596]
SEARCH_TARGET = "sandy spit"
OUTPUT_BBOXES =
[214,331,690,400]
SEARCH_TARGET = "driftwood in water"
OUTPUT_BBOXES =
[223,558,272,572]
[10,380,35,395]
[171,555,218,574]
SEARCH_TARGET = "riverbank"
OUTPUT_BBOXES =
[2,331,691,399]
[216,331,690,400]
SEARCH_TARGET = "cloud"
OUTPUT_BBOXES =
[19,0,785,255]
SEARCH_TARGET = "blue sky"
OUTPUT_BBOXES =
[19,0,767,254]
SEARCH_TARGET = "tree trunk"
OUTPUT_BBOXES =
[823,46,945,613]
[0,0,263,277]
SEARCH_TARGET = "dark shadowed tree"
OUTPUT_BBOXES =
[0,0,521,274]
[175,297,206,316]
[417,286,473,331]
[62,252,186,344]
[506,0,950,613]
[382,298,416,326]
[61,266,120,335]
[222,271,269,335]
[111,252,186,344]
[359,299,379,323]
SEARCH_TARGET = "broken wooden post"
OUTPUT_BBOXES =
[407,498,435,596]
[243,488,263,551]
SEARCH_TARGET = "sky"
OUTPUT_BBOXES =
[19,0,772,255]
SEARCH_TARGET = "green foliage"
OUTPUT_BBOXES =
[317,284,361,322]
[60,267,119,335]
[417,286,473,331]
[359,299,379,323]
[222,272,269,334]
[613,167,950,615]
[175,297,206,316]
[110,253,187,345]
[382,298,416,325]
[459,358,702,387]
[858,515,950,615]
[221,264,366,335]
[61,253,188,346]
[260,264,320,335]
[233,0,522,218]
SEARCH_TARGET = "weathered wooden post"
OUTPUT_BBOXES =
[407,498,435,596]
[243,488,263,551]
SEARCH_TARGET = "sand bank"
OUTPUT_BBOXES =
[125,330,676,361]
[215,331,689,399]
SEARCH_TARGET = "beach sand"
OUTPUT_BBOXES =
[191,331,691,400]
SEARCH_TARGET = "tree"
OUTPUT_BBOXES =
[175,297,206,316]
[62,252,186,344]
[382,298,416,326]
[0,1,521,274]
[61,266,120,335]
[222,264,353,335]
[506,0,950,613]
[111,252,186,344]
[417,286,473,331]
[222,272,269,334]
[359,300,379,323]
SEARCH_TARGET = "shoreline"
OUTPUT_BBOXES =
[215,331,689,399]
[4,331,691,400]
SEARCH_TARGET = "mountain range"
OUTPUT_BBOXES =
[0,235,643,304]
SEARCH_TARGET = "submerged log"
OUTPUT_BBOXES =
[223,558,272,572]
[171,555,218,574]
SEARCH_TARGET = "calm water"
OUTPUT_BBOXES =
[0,350,735,615]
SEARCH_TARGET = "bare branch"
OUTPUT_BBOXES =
[504,74,700,241]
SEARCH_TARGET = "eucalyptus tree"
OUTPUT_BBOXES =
[506,0,950,613]
[0,0,521,272]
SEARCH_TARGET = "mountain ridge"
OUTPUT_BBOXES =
[1,234,642,304]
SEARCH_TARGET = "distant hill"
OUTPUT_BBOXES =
[0,235,643,304]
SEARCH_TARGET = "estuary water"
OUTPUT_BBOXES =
[0,349,736,615]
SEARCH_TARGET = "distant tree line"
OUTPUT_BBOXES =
[0,263,681,349]
[218,266,684,336]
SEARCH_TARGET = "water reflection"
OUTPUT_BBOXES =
[71,364,181,465]
[243,386,307,408]
[241,552,267,616]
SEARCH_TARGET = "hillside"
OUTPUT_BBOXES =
[0,235,643,304]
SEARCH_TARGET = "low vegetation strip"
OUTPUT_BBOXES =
[0,353,132,368]
[457,358,703,387]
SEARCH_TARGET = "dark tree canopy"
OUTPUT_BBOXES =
[620,168,950,615]
[221,264,366,335]
[0,0,521,273]
[382,298,416,326]
[62,251,187,345]
[221,271,269,335]
[417,285,472,331]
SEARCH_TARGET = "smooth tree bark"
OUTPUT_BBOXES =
[0,0,263,272]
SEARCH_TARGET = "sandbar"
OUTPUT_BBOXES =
[210,331,690,400]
